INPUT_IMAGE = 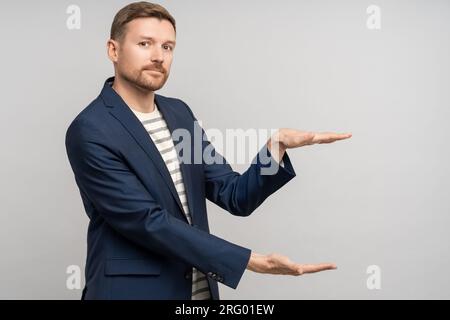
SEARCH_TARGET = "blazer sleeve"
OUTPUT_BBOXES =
[65,118,250,289]
[181,100,297,217]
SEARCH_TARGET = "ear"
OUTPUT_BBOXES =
[107,39,119,63]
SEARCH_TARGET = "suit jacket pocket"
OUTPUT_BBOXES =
[104,258,162,276]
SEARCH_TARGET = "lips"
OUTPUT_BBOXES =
[144,68,164,74]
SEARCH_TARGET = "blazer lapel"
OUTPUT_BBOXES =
[100,78,187,222]
[156,95,196,225]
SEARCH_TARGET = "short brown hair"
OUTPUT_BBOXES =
[110,2,176,41]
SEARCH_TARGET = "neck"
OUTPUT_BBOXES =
[112,75,155,113]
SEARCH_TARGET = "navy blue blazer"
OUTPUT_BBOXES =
[65,77,296,300]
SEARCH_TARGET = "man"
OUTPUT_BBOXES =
[65,2,352,300]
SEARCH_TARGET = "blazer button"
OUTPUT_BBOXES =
[184,270,192,280]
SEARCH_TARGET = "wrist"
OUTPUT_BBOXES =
[247,252,267,272]
[267,130,287,163]
[272,129,285,145]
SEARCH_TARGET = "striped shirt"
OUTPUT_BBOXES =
[130,102,212,300]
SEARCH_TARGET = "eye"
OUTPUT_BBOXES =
[163,44,173,51]
[139,41,150,47]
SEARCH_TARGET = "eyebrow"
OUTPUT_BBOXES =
[140,36,176,46]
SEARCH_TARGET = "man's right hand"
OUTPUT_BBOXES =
[246,252,337,276]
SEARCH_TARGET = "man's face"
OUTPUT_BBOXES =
[112,17,176,91]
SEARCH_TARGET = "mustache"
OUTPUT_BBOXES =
[142,65,165,73]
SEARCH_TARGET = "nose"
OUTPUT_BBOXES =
[150,47,164,64]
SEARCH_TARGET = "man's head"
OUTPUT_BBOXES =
[107,2,176,92]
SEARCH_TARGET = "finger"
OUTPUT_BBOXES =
[319,132,352,141]
[301,263,337,274]
[313,132,352,144]
[287,261,304,275]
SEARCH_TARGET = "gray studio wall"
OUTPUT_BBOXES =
[0,0,449,299]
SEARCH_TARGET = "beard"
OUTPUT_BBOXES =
[119,66,169,92]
